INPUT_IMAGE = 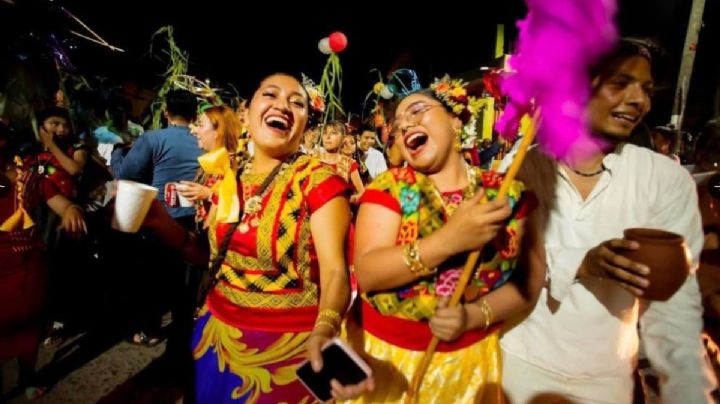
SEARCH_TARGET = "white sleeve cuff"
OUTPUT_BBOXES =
[546,246,588,301]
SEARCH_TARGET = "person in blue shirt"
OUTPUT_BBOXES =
[110,90,202,354]
[112,90,202,220]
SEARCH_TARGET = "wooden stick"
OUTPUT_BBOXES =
[69,30,125,53]
[405,112,539,403]
[63,6,125,52]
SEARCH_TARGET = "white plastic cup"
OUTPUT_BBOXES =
[111,180,158,233]
[175,183,195,207]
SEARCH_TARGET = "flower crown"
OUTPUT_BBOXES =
[301,74,326,114]
[430,75,483,149]
[430,75,482,124]
[369,70,484,149]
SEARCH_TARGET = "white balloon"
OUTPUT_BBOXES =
[318,38,332,55]
[380,86,394,99]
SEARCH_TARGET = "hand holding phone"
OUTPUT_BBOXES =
[297,337,374,402]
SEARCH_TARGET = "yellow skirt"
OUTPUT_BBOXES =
[343,327,504,404]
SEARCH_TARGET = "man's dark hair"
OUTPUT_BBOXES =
[359,121,379,136]
[165,90,197,121]
[590,38,667,85]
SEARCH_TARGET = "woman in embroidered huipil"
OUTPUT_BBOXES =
[319,121,365,201]
[350,75,544,403]
[1,128,85,398]
[144,73,374,403]
[25,107,88,199]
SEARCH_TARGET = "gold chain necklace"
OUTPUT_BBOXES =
[428,163,477,216]
[238,158,293,233]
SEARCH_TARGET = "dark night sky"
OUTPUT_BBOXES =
[2,0,719,130]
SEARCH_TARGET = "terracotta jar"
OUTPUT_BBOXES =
[621,228,691,301]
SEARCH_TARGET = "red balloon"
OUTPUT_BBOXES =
[328,32,348,53]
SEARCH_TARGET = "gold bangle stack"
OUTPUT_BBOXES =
[402,241,437,276]
[314,309,342,335]
[314,320,338,335]
[478,298,494,330]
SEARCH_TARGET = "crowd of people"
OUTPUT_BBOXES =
[2,36,720,404]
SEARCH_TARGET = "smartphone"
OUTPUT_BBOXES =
[296,337,372,402]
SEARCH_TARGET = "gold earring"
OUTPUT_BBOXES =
[454,128,462,151]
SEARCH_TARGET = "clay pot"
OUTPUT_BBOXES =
[621,228,691,301]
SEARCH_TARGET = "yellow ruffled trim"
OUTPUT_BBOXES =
[342,328,504,404]
[198,147,239,223]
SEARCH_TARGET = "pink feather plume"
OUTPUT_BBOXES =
[496,0,618,160]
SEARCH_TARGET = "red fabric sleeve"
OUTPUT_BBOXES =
[350,161,361,175]
[40,176,61,202]
[307,175,349,214]
[358,189,401,214]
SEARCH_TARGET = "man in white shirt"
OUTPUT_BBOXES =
[357,128,387,179]
[501,39,717,403]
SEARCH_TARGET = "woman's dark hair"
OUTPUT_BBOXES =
[37,106,71,128]
[36,106,79,147]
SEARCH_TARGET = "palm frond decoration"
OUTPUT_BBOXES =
[149,26,189,129]
[318,53,344,124]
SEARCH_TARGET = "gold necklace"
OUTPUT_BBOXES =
[429,163,477,216]
[238,158,293,233]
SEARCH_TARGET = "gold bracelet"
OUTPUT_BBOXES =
[317,309,342,324]
[478,298,494,330]
[481,299,494,325]
[314,319,339,335]
[402,241,437,276]
[478,304,491,330]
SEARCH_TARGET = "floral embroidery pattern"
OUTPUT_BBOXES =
[435,269,462,297]
[363,166,532,321]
